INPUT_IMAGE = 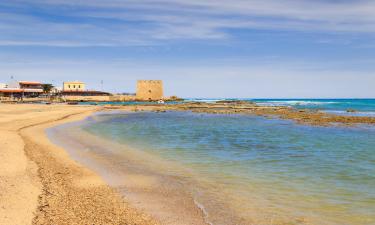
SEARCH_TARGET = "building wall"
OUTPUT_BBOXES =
[19,82,42,90]
[63,81,85,91]
[7,81,20,89]
[136,80,163,101]
[0,83,7,89]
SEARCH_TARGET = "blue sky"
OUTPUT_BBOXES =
[0,0,374,98]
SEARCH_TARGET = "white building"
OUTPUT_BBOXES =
[2,81,43,98]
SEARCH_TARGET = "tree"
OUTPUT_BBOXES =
[42,84,54,94]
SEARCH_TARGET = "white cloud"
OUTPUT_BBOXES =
[1,0,375,46]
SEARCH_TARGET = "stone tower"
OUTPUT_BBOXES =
[136,80,163,101]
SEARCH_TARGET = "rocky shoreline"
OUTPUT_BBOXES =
[105,101,375,126]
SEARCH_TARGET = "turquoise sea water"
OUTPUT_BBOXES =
[83,99,375,117]
[251,98,375,110]
[252,99,375,116]
[75,111,375,225]
[186,99,375,117]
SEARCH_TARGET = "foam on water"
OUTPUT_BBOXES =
[252,99,375,112]
[255,100,339,106]
[184,99,375,116]
[323,110,375,117]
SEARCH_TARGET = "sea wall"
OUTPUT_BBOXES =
[62,95,136,102]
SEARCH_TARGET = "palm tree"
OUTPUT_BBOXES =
[42,84,54,93]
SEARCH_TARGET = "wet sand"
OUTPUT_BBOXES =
[46,121,209,225]
[0,104,159,225]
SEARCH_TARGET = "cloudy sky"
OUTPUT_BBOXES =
[0,0,374,98]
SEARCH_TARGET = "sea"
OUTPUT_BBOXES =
[81,98,375,117]
[49,99,375,225]
[187,98,375,117]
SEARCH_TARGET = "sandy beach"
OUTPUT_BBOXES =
[0,104,159,225]
[1,102,374,225]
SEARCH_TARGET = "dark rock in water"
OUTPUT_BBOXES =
[346,109,357,113]
[216,100,254,105]
[167,96,184,101]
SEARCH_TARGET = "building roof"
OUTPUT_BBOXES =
[63,81,85,84]
[61,90,111,96]
[0,88,23,93]
[0,88,43,93]
[19,81,42,85]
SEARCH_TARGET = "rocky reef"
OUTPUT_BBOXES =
[105,100,375,126]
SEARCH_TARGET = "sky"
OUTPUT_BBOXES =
[0,0,374,98]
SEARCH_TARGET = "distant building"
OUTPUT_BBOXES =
[0,81,43,98]
[18,81,43,90]
[0,88,23,98]
[61,81,111,101]
[61,90,111,96]
[0,83,7,89]
[51,87,61,94]
[136,80,163,101]
[63,81,85,91]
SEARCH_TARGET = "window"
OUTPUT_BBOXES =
[79,85,81,88]
[68,85,70,88]
[73,85,76,88]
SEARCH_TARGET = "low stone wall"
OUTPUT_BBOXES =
[0,97,51,102]
[63,96,111,102]
[109,95,136,102]
[62,95,136,102]
[1,95,147,103]
[0,97,11,101]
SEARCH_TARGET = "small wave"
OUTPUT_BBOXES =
[323,110,375,117]
[185,98,227,103]
[193,198,214,225]
[256,100,339,106]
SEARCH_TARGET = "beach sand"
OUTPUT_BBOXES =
[2,102,368,225]
[0,104,159,225]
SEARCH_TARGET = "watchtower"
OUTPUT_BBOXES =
[136,80,163,101]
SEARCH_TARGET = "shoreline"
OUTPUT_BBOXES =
[1,102,374,225]
[53,109,374,225]
[46,110,210,225]
[0,104,159,225]
[100,101,375,126]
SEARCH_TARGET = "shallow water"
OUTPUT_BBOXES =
[48,111,375,225]
[252,99,375,111]
[186,98,375,116]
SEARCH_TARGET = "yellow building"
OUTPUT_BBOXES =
[136,80,163,101]
[63,81,85,91]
